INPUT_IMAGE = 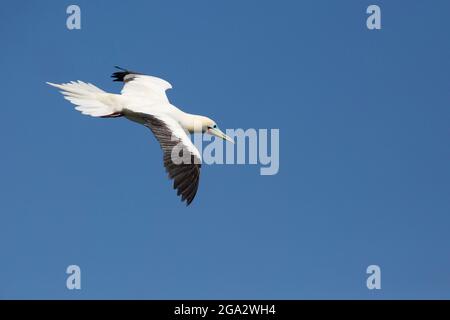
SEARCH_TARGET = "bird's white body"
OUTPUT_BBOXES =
[47,68,233,205]
[47,77,203,158]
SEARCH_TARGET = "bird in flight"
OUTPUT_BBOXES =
[47,67,234,205]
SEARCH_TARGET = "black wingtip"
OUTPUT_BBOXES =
[111,66,142,82]
[111,66,129,82]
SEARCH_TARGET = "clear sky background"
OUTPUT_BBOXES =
[1,0,450,299]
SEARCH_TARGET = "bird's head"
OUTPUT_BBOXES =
[195,116,234,144]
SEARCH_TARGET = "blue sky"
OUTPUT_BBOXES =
[1,0,450,299]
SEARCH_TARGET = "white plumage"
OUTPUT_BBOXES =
[47,67,233,205]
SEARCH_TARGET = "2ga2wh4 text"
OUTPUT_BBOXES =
[218,304,276,315]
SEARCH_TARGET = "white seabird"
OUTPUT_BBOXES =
[47,67,234,205]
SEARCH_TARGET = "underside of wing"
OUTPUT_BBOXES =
[128,111,202,206]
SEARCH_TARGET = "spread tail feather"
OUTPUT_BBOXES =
[47,81,123,117]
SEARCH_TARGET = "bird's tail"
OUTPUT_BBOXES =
[47,81,123,117]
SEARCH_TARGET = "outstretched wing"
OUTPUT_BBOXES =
[112,66,172,104]
[128,111,202,206]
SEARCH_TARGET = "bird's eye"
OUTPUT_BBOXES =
[213,124,217,128]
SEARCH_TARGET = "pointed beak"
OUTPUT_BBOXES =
[208,127,234,144]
